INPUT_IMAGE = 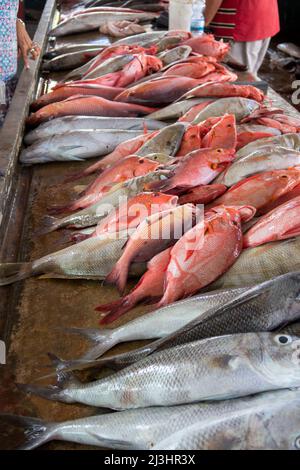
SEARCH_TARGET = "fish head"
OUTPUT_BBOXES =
[261,332,300,385]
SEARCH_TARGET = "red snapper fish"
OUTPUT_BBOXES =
[181,34,230,60]
[201,114,237,149]
[179,184,227,205]
[243,195,300,248]
[181,81,265,102]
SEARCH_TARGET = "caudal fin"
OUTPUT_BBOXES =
[96,296,137,325]
[0,262,33,286]
[0,414,56,450]
[59,327,117,360]
[105,260,129,295]
[34,216,61,236]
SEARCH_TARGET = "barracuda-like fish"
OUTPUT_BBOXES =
[215,147,300,187]
[39,171,170,232]
[20,129,142,164]
[0,231,145,286]
[4,388,300,450]
[192,98,260,124]
[24,116,166,146]
[60,272,300,371]
[49,11,157,37]
[42,49,101,72]
[59,288,248,364]
[19,332,300,409]
[153,388,300,450]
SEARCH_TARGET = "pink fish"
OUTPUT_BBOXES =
[179,184,227,205]
[201,114,237,149]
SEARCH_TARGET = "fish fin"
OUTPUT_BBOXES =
[0,414,55,450]
[184,250,195,262]
[16,382,74,404]
[0,262,33,286]
[98,296,136,325]
[35,216,60,236]
[87,432,143,450]
[73,185,87,195]
[47,353,81,388]
[281,225,300,239]
[148,177,175,192]
[105,261,128,295]
[58,327,117,360]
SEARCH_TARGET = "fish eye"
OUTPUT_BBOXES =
[274,334,292,345]
[294,436,300,449]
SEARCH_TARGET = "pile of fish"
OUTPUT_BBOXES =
[4,0,300,451]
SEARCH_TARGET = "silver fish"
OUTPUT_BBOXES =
[215,147,300,187]
[63,271,300,371]
[0,231,145,286]
[7,388,300,450]
[41,171,170,232]
[236,124,281,136]
[49,12,157,36]
[60,288,248,365]
[212,238,300,289]
[24,117,166,146]
[43,44,106,60]
[154,388,300,450]
[20,129,142,164]
[235,133,300,160]
[193,98,260,124]
[113,31,166,47]
[20,332,300,409]
[136,122,186,157]
[42,49,101,72]
[147,99,213,121]
[157,45,192,66]
[83,54,135,80]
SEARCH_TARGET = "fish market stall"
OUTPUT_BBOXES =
[1,0,300,451]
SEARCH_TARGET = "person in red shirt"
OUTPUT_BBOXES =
[205,0,280,77]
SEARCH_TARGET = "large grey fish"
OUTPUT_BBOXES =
[64,53,134,82]
[42,49,101,72]
[235,133,300,160]
[62,271,300,371]
[212,238,300,289]
[20,129,142,164]
[0,231,145,286]
[215,147,300,187]
[192,98,260,124]
[49,12,157,36]
[59,288,248,367]
[4,388,300,450]
[157,45,192,66]
[147,99,214,121]
[43,44,106,60]
[40,170,170,232]
[24,117,166,146]
[19,332,300,409]
[113,31,166,47]
[136,122,186,157]
[154,388,300,450]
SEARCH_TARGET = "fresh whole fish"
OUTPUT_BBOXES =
[49,12,157,36]
[106,204,197,294]
[67,271,300,372]
[0,232,146,286]
[20,129,143,164]
[63,287,248,362]
[43,44,106,60]
[147,98,215,121]
[19,332,300,409]
[30,85,125,111]
[201,114,237,149]
[153,388,300,450]
[236,124,281,150]
[235,133,300,161]
[26,96,157,127]
[136,122,186,157]
[42,49,101,72]
[182,33,230,60]
[24,116,166,146]
[39,171,170,232]
[215,147,300,187]
[243,195,300,248]
[213,238,300,289]
[157,45,192,66]
[113,31,166,47]
[5,388,300,450]
[192,98,260,124]
[180,82,265,103]
[209,169,300,212]
[82,54,135,80]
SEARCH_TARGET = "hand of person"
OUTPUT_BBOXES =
[16,19,41,69]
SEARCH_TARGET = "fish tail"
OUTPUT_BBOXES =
[0,414,56,450]
[59,327,118,359]
[16,382,74,404]
[0,262,33,286]
[35,216,60,236]
[148,177,174,193]
[97,295,137,325]
[105,260,129,295]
